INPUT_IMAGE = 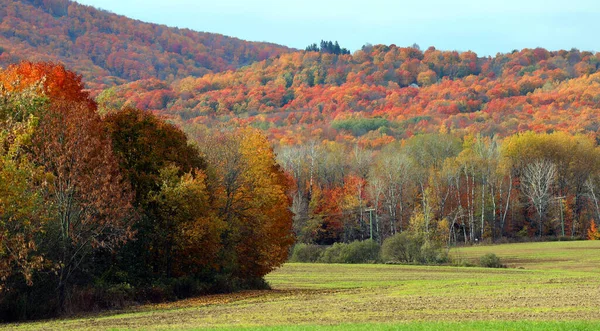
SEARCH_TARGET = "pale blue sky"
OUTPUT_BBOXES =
[74,0,598,56]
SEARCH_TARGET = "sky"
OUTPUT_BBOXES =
[74,0,599,56]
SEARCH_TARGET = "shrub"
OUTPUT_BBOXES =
[319,240,380,264]
[452,258,476,267]
[479,253,504,268]
[319,243,344,263]
[338,240,380,263]
[419,240,449,264]
[381,232,421,263]
[289,244,326,263]
[171,277,205,299]
[381,232,447,264]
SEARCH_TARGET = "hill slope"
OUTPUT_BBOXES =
[3,1,599,147]
[104,45,600,146]
[0,0,294,89]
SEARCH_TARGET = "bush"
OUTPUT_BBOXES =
[289,244,326,262]
[319,240,380,264]
[479,253,504,268]
[381,232,421,263]
[0,274,59,321]
[381,232,447,264]
[171,277,206,299]
[339,240,380,263]
[419,240,449,264]
[70,283,135,312]
[320,242,345,263]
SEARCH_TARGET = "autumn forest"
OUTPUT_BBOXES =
[2,0,600,323]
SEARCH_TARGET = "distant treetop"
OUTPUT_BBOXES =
[306,40,351,55]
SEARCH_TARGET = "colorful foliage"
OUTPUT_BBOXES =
[0,0,293,90]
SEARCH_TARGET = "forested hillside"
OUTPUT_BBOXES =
[102,45,600,147]
[91,44,600,248]
[0,0,293,89]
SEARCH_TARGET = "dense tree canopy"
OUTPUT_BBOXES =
[278,131,600,247]
[103,107,205,202]
[0,63,294,321]
[99,45,600,148]
[0,0,293,90]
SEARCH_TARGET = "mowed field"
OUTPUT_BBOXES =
[5,241,600,330]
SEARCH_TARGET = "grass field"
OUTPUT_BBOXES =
[5,240,600,330]
[451,240,600,272]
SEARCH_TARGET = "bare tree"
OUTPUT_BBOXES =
[585,177,600,223]
[352,144,372,179]
[521,159,557,237]
[377,152,413,236]
[367,176,384,243]
[277,141,322,241]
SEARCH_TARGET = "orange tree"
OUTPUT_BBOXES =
[588,220,600,240]
[0,62,134,317]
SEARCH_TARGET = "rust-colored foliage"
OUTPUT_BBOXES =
[200,128,295,278]
[0,0,293,89]
[0,61,93,107]
[98,46,600,148]
[588,220,600,240]
[32,99,134,248]
[0,62,134,310]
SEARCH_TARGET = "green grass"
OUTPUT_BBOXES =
[451,240,600,272]
[5,241,600,330]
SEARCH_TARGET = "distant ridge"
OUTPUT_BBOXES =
[103,45,600,145]
[0,0,294,89]
[3,0,600,146]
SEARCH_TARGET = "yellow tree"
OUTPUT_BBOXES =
[502,132,600,236]
[0,87,47,293]
[201,128,294,279]
[148,166,224,277]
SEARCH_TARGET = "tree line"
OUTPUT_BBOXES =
[278,131,600,246]
[0,62,294,321]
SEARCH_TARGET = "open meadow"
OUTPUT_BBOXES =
[5,240,600,330]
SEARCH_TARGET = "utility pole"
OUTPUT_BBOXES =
[365,208,376,240]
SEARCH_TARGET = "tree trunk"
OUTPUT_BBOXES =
[481,182,485,239]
